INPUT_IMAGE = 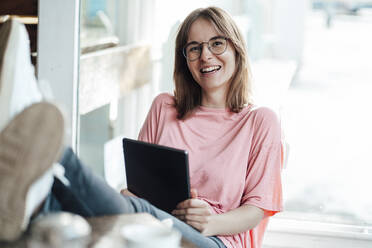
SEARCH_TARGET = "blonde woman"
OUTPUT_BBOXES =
[135,6,283,248]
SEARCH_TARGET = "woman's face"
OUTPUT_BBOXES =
[186,18,236,98]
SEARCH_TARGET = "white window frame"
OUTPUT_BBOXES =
[38,0,80,150]
[263,218,372,248]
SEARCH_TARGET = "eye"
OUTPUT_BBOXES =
[188,45,200,53]
[212,40,224,47]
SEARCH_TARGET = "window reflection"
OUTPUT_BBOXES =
[80,0,119,54]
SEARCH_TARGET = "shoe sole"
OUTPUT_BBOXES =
[0,102,64,241]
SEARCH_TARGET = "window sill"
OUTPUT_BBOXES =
[79,44,152,115]
[263,217,372,248]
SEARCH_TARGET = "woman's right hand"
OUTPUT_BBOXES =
[120,188,138,197]
[171,189,216,236]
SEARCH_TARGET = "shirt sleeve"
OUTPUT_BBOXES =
[138,96,161,143]
[138,93,172,143]
[241,107,283,216]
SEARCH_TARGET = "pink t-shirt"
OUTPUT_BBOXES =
[138,93,283,248]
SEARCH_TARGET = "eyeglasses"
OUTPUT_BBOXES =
[183,36,228,61]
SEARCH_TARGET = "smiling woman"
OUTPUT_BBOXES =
[174,6,252,119]
[137,6,283,248]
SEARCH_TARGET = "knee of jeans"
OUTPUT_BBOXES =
[58,146,74,165]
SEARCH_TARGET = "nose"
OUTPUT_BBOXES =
[200,43,212,61]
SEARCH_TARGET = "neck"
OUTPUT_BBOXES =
[201,90,226,108]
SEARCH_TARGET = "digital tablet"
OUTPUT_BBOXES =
[122,138,191,213]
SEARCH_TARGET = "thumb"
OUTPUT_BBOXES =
[190,188,198,198]
[120,189,137,197]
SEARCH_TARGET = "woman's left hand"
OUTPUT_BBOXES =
[171,189,216,236]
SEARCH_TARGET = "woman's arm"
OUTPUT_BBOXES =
[172,190,264,236]
[208,204,264,236]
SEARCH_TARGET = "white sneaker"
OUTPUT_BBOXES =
[0,19,42,132]
[0,102,64,241]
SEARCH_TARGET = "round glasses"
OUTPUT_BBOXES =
[183,36,228,61]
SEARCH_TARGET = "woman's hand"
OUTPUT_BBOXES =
[171,189,216,236]
[120,188,138,197]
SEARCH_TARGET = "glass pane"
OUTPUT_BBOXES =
[282,4,372,225]
[245,0,372,227]
[80,0,119,54]
[79,0,120,177]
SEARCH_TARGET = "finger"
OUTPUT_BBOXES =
[172,207,211,216]
[175,199,191,209]
[176,199,207,209]
[184,214,209,223]
[176,199,192,209]
[120,189,137,197]
[190,188,198,198]
[172,213,186,221]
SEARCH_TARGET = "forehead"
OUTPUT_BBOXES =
[187,18,223,43]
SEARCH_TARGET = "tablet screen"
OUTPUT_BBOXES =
[122,138,191,213]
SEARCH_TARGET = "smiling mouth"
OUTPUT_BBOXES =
[200,65,221,74]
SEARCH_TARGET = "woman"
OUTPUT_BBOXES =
[0,6,282,248]
[134,6,283,248]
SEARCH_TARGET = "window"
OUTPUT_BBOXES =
[244,1,372,246]
[280,1,372,228]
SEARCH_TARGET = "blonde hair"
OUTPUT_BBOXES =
[173,6,252,119]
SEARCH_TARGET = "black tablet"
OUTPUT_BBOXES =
[122,138,191,213]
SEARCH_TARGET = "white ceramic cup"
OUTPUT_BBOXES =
[121,223,181,248]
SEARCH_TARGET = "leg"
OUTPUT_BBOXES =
[126,196,226,248]
[0,103,63,241]
[56,147,134,215]
[54,147,226,248]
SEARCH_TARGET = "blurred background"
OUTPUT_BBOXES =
[76,0,372,229]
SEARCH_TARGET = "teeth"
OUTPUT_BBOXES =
[201,66,220,73]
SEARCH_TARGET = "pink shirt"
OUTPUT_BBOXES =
[138,93,283,248]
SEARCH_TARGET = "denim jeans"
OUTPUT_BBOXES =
[41,148,226,248]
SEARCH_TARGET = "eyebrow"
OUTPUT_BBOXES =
[185,35,226,46]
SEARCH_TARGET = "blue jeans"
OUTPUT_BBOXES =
[41,148,226,248]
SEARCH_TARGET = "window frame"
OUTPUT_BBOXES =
[263,217,372,248]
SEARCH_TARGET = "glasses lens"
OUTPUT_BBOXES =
[183,37,228,61]
[184,43,201,61]
[209,37,227,55]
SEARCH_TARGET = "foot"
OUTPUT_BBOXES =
[0,102,64,241]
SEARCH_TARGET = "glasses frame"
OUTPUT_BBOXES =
[182,36,229,61]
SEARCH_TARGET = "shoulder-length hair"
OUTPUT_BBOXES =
[173,6,252,120]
